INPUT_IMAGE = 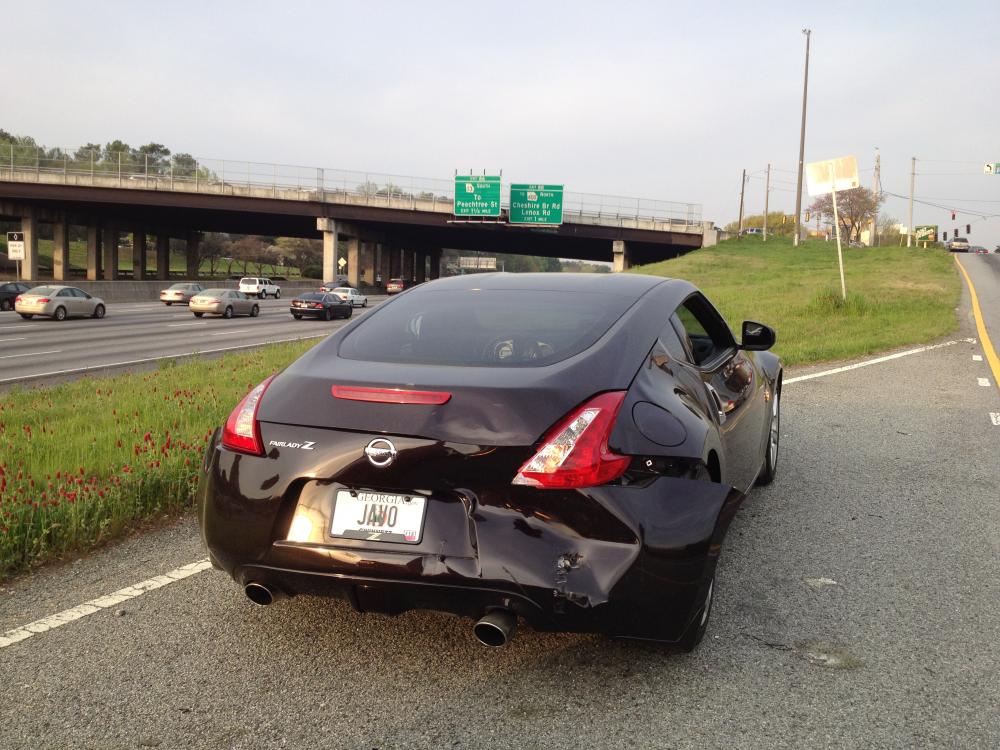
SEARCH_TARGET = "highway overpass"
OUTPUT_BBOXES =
[0,151,715,285]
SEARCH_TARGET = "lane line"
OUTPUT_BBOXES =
[955,256,1000,392]
[0,324,30,330]
[978,377,991,387]
[973,354,983,361]
[166,322,208,327]
[0,337,26,342]
[0,560,212,650]
[784,339,975,385]
[0,333,329,384]
[0,349,62,360]
[208,329,250,336]
[991,413,1000,426]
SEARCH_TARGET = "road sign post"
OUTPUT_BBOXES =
[914,225,938,243]
[806,155,859,302]
[6,231,25,281]
[454,175,501,218]
[509,184,564,225]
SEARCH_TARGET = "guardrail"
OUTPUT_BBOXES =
[0,145,703,229]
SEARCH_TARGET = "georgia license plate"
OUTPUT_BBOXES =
[330,490,426,544]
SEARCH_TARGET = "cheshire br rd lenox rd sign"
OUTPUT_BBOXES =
[509,184,564,225]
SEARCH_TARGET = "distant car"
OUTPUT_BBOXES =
[14,285,106,321]
[289,292,353,321]
[0,281,32,311]
[744,228,762,235]
[159,282,205,305]
[969,245,988,255]
[190,289,260,318]
[332,287,368,307]
[948,238,970,252]
[238,277,281,299]
[386,278,410,295]
[320,277,352,292]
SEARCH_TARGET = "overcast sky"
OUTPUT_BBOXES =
[5,0,1000,246]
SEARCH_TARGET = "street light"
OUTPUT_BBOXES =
[793,28,811,247]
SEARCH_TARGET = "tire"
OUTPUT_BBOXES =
[54,306,67,321]
[223,306,233,319]
[19,313,33,320]
[2,299,13,311]
[164,302,173,306]
[250,304,260,318]
[676,568,716,652]
[292,313,302,320]
[193,312,204,318]
[756,385,781,486]
[92,304,105,320]
[258,291,267,299]
[324,308,332,321]
[345,307,352,318]
[362,299,368,308]
[274,289,281,299]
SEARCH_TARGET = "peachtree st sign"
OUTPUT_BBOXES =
[454,175,501,217]
[509,184,564,225]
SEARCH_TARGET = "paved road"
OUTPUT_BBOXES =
[1,280,998,748]
[0,295,386,384]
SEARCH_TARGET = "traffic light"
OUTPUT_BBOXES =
[951,211,956,220]
[804,210,811,222]
[943,230,948,241]
[782,215,787,225]
[966,224,971,234]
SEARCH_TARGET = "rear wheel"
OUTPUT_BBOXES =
[54,306,67,321]
[362,299,368,308]
[258,291,267,299]
[676,568,716,652]
[193,312,204,318]
[345,307,353,318]
[223,306,234,319]
[1,299,11,311]
[92,304,105,319]
[292,313,302,320]
[19,313,33,320]
[250,304,260,317]
[164,302,173,306]
[274,289,281,299]
[756,385,780,486]
[323,308,332,321]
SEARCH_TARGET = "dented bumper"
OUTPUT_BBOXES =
[198,428,744,642]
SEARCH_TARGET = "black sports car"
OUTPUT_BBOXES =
[289,292,353,320]
[199,273,781,650]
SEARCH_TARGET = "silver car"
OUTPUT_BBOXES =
[190,289,260,318]
[332,287,368,307]
[14,285,106,321]
[160,282,205,305]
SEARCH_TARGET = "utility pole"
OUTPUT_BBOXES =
[738,169,747,235]
[907,157,916,247]
[871,149,881,246]
[763,163,770,241]
[793,29,812,247]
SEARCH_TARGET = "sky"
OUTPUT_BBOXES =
[4,0,1000,247]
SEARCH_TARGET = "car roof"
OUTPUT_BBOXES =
[414,272,674,296]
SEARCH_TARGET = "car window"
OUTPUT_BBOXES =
[71,288,88,298]
[660,320,691,362]
[57,289,73,297]
[673,294,736,367]
[339,289,636,367]
[0,284,10,292]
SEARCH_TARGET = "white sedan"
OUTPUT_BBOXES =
[332,287,367,307]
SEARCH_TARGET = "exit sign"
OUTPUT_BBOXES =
[509,184,564,225]
[454,175,501,217]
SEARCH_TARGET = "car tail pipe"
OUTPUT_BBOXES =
[473,609,517,647]
[243,581,287,606]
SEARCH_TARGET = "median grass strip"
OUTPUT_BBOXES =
[0,339,316,578]
[633,235,961,365]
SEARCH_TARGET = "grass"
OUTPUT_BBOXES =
[633,235,961,365]
[0,339,317,578]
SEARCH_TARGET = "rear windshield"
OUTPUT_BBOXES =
[339,289,634,367]
[299,293,324,301]
[27,286,58,295]
[240,278,258,284]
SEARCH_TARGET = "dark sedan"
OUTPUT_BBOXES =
[0,281,32,312]
[198,273,782,651]
[289,292,353,321]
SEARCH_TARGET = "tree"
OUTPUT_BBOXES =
[274,237,321,275]
[199,233,231,276]
[136,143,171,174]
[724,212,796,237]
[808,188,883,243]
[229,236,266,275]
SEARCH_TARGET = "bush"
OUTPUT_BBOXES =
[301,264,323,279]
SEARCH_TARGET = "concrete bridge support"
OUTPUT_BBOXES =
[186,232,200,278]
[389,245,401,279]
[132,231,147,280]
[87,225,101,280]
[155,234,169,280]
[19,213,38,281]
[102,226,119,281]
[361,241,375,286]
[317,218,338,282]
[428,248,441,280]
[402,247,414,281]
[414,250,427,283]
[612,240,630,272]
[377,243,390,286]
[52,219,69,281]
[346,235,360,288]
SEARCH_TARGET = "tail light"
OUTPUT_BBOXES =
[513,391,629,489]
[222,376,275,455]
[37,298,51,304]
[331,385,451,405]
[312,303,323,309]
[15,296,21,303]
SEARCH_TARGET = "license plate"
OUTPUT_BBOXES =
[330,490,426,544]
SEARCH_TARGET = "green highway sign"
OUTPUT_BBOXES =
[914,225,938,242]
[454,175,501,217]
[985,162,1000,175]
[509,184,564,225]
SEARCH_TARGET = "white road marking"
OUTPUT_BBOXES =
[785,339,976,385]
[978,377,991,387]
[0,333,329,384]
[0,325,30,330]
[166,322,208,327]
[0,337,26,342]
[208,329,250,336]
[991,413,1000,426]
[973,354,983,362]
[0,349,61,360]
[0,560,212,650]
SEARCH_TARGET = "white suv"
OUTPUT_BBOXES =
[238,277,281,299]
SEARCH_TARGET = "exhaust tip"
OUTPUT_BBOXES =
[474,609,517,647]
[244,582,275,606]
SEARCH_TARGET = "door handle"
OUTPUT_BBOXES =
[705,384,727,425]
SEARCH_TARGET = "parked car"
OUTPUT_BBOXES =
[238,277,281,299]
[159,282,205,305]
[14,285,106,321]
[386,278,410,295]
[331,287,368,308]
[0,281,32,311]
[190,289,260,318]
[198,273,782,651]
[289,292,353,321]
[948,238,970,252]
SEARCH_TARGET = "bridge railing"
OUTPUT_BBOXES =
[0,144,703,227]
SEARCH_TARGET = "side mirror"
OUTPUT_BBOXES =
[739,320,776,351]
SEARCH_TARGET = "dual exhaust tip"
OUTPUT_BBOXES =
[245,582,517,647]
